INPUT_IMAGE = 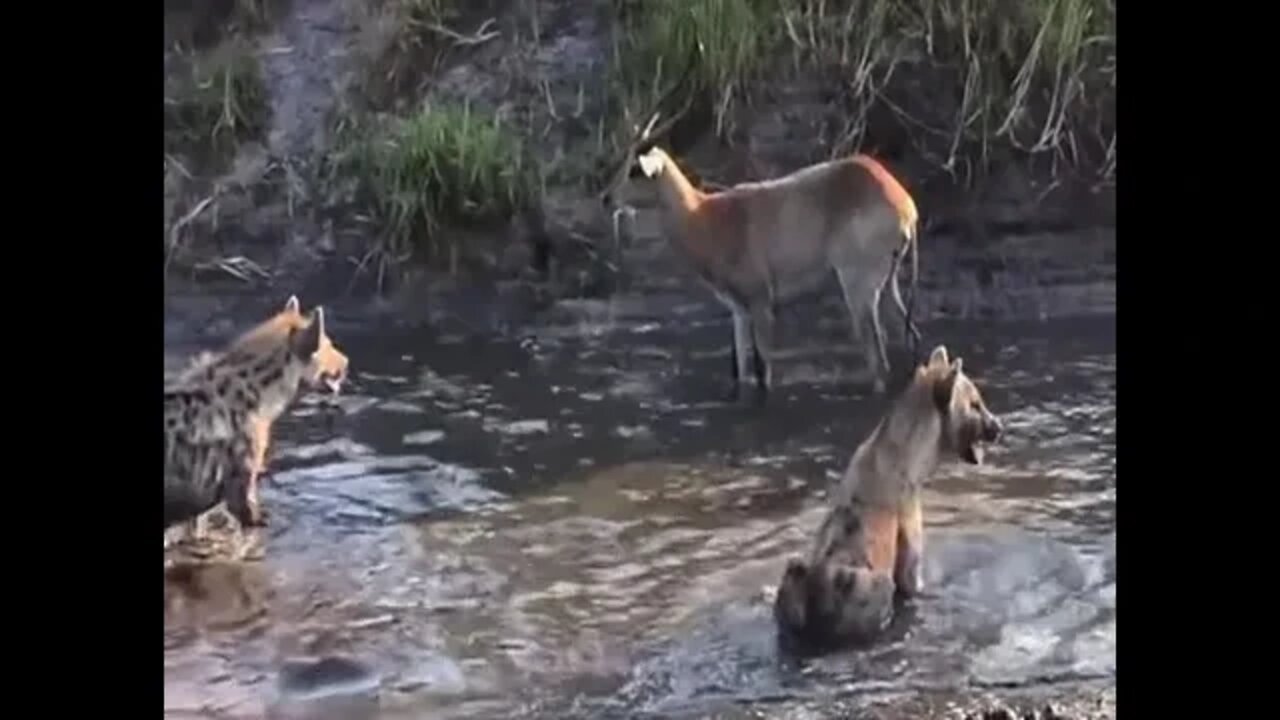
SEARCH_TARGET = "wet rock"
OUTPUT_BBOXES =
[268,655,380,720]
[403,429,446,446]
[495,419,551,436]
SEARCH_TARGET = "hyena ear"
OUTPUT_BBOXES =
[291,310,323,358]
[933,356,961,411]
[284,295,301,313]
[927,345,949,368]
[637,148,665,178]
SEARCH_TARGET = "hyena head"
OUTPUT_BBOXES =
[280,296,349,396]
[925,345,1002,465]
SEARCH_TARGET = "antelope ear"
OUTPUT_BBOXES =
[927,345,949,368]
[637,148,665,178]
[284,295,301,313]
[951,357,963,374]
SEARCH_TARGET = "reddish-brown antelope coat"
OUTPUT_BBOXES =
[634,146,921,398]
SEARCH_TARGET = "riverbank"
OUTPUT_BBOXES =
[163,0,1115,318]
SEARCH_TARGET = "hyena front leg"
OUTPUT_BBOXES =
[894,494,925,598]
[229,440,268,529]
[244,416,272,526]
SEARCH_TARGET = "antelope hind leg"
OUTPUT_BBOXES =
[835,268,887,392]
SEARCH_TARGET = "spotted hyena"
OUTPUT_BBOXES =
[774,344,1002,650]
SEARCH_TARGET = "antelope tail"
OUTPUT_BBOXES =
[881,220,922,365]
[904,221,921,360]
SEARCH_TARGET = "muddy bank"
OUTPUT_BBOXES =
[163,216,1114,356]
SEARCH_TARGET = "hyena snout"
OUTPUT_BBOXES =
[981,412,1002,443]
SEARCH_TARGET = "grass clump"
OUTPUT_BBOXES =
[612,0,779,136]
[333,102,535,269]
[611,0,1115,177]
[164,39,270,175]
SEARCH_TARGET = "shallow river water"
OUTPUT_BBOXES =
[163,285,1116,719]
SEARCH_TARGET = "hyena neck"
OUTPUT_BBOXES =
[205,344,309,422]
[875,379,946,483]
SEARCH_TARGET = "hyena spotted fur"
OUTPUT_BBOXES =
[163,295,349,534]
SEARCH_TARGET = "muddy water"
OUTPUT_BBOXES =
[162,286,1115,720]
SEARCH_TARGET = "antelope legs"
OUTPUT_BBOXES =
[749,301,776,396]
[836,267,889,393]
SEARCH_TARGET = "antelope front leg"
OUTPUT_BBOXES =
[729,307,757,400]
[749,301,777,398]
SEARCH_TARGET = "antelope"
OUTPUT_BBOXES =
[610,143,921,399]
[598,42,920,399]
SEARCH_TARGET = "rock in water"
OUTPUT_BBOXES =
[267,655,380,720]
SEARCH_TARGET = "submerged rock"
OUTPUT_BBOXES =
[267,655,380,720]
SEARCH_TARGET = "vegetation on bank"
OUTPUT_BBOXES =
[163,38,270,176]
[163,0,284,52]
[161,0,1116,277]
[328,101,536,270]
[610,0,1115,179]
[350,0,501,111]
[164,2,279,272]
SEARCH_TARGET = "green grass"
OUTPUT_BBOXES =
[611,0,780,137]
[609,0,1115,175]
[163,38,270,175]
[332,102,536,269]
